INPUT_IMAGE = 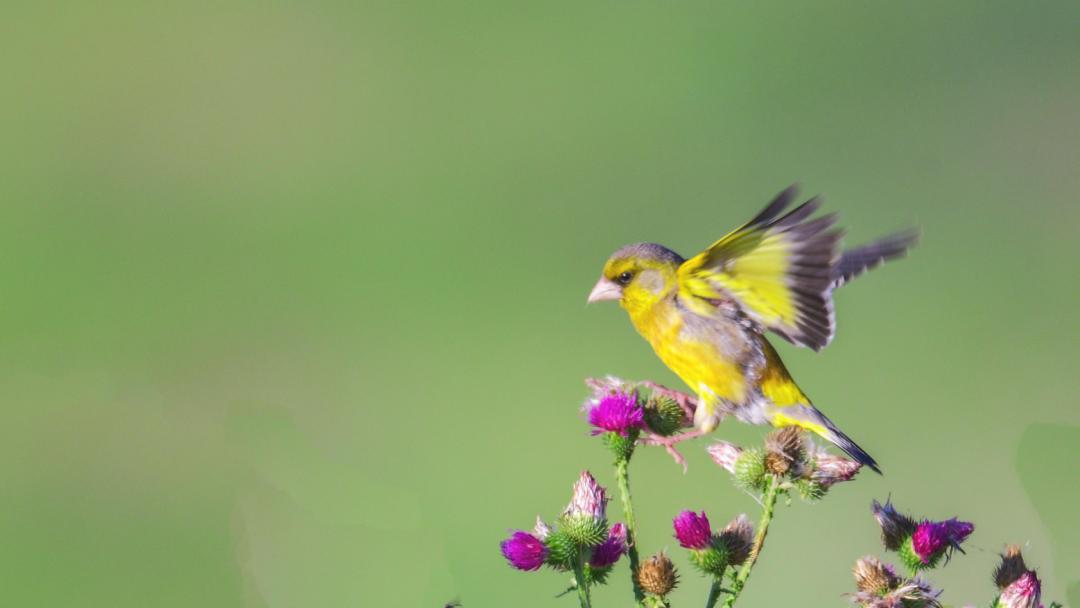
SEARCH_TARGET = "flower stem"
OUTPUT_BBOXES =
[721,476,781,607]
[615,455,646,607]
[704,568,728,608]
[572,547,592,608]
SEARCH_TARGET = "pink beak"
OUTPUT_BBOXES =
[587,277,622,303]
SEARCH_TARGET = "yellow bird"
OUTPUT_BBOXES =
[587,185,917,472]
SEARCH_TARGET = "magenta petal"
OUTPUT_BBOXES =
[587,391,644,436]
[673,510,712,550]
[500,531,547,571]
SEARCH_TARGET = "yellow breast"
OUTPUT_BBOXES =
[627,298,748,405]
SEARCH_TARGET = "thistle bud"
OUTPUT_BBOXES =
[500,531,548,571]
[993,545,1028,590]
[734,448,767,490]
[871,498,917,551]
[718,514,755,566]
[644,395,687,436]
[996,571,1041,608]
[561,471,609,546]
[707,441,743,474]
[636,552,679,597]
[852,555,900,595]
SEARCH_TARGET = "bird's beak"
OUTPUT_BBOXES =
[587,277,622,303]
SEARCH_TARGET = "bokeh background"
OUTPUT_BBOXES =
[2,1,1078,606]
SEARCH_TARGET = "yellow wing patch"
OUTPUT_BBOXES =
[677,186,843,351]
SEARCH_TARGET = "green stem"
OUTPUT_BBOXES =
[704,568,727,608]
[615,455,646,607]
[572,547,591,608]
[721,476,781,608]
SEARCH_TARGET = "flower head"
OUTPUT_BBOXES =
[997,571,1041,608]
[994,545,1029,590]
[911,518,974,564]
[564,471,608,523]
[707,441,743,474]
[500,531,547,571]
[872,498,917,551]
[811,453,863,488]
[764,427,806,475]
[589,522,627,568]
[852,556,901,596]
[673,510,712,550]
[636,552,679,597]
[719,514,754,566]
[587,391,644,436]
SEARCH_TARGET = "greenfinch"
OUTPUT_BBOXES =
[588,185,916,472]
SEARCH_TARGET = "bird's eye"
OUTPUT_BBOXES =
[616,271,634,285]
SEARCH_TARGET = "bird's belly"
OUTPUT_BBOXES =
[650,333,749,405]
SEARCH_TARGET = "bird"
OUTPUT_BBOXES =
[586,185,917,473]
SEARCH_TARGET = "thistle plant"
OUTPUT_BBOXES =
[500,377,1059,608]
[500,471,626,607]
[850,501,1062,608]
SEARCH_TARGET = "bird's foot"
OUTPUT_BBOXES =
[641,429,708,472]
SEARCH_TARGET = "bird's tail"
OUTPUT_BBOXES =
[769,404,881,474]
[832,229,919,289]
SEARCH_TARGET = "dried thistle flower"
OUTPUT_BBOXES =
[996,570,1041,608]
[561,471,609,545]
[871,498,917,551]
[811,452,863,488]
[718,513,755,566]
[993,545,1028,590]
[765,427,806,475]
[852,556,900,595]
[707,441,743,474]
[533,516,551,540]
[636,552,679,597]
[851,577,941,608]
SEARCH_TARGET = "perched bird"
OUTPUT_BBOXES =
[587,185,916,473]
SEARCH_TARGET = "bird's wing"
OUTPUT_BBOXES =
[676,185,843,351]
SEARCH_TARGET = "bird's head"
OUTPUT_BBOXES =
[587,243,684,312]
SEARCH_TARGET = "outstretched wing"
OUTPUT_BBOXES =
[677,185,843,351]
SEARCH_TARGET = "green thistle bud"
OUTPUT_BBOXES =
[544,530,577,569]
[794,478,827,502]
[602,429,638,461]
[643,395,684,436]
[734,448,767,491]
[898,536,942,573]
[559,515,609,547]
[688,538,730,576]
[585,564,611,585]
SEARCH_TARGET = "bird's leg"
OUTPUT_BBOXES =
[638,381,697,423]
[640,428,709,472]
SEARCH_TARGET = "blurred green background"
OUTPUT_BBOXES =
[2,1,1078,606]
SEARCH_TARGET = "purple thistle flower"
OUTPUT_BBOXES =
[997,571,1041,608]
[872,498,917,551]
[564,471,608,522]
[500,531,547,571]
[707,441,743,474]
[587,391,644,436]
[673,510,712,550]
[911,518,974,563]
[589,522,628,568]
